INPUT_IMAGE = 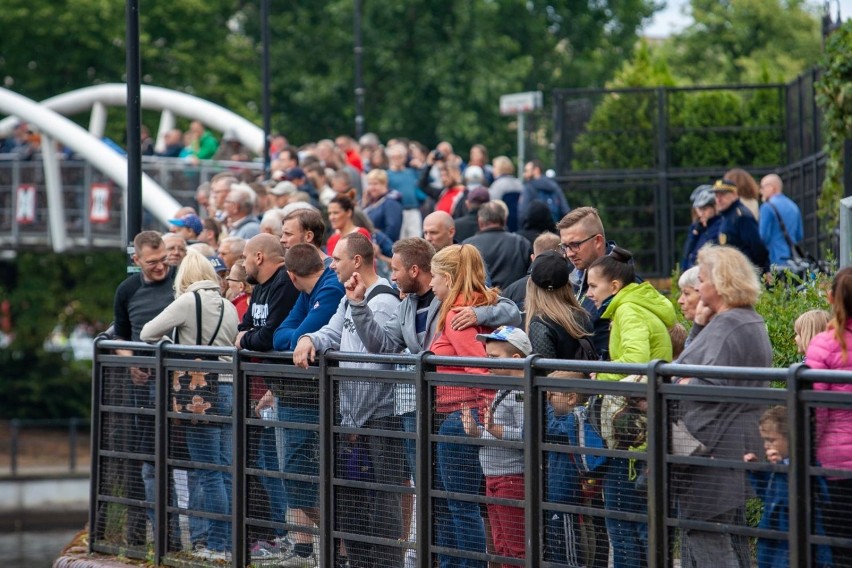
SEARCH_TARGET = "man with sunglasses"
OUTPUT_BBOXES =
[556,207,641,359]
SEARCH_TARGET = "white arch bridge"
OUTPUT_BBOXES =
[0,84,265,253]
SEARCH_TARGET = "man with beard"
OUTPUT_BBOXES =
[235,233,301,562]
[293,233,404,568]
[235,233,299,351]
[112,231,178,546]
[279,209,331,267]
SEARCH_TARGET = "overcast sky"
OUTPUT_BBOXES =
[643,0,851,37]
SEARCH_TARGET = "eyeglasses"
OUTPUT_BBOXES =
[560,234,599,254]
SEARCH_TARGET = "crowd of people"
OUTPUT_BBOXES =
[107,133,850,568]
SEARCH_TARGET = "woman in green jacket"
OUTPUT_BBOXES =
[585,247,676,382]
[583,246,676,568]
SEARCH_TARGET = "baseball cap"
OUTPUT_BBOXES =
[690,185,716,208]
[467,186,490,205]
[270,180,298,196]
[475,326,533,356]
[712,179,737,193]
[529,250,572,291]
[169,213,203,236]
[208,256,228,274]
[286,167,306,181]
[464,165,485,186]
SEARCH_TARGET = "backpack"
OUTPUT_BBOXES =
[571,397,607,500]
[536,316,599,361]
[345,284,399,310]
[598,374,647,451]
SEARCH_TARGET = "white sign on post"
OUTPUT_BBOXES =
[90,183,112,224]
[500,91,543,170]
[16,184,36,224]
[499,91,543,116]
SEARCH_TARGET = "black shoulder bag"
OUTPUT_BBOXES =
[766,200,818,277]
[172,292,225,415]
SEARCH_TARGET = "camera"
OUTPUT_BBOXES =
[433,149,445,161]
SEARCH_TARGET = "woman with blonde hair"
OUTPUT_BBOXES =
[428,243,499,567]
[524,250,594,359]
[672,245,772,567]
[140,249,239,561]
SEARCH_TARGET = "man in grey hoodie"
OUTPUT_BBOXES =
[293,232,405,568]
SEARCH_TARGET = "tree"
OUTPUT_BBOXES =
[0,251,125,419]
[657,0,821,84]
[815,20,852,232]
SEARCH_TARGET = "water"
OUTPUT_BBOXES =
[0,529,78,568]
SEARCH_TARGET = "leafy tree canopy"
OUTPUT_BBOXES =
[655,0,821,84]
[0,0,658,154]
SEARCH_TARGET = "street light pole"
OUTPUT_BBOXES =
[261,0,271,178]
[353,0,364,138]
[125,0,142,246]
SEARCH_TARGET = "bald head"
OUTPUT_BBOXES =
[247,232,285,260]
[423,211,456,251]
[759,174,783,202]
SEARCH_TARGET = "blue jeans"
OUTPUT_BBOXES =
[400,411,417,480]
[184,383,233,552]
[603,457,647,568]
[255,409,287,536]
[280,405,319,510]
[435,410,486,568]
[187,469,208,546]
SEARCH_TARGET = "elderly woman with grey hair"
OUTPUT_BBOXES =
[671,245,773,567]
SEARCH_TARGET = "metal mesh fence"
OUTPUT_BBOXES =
[90,341,852,567]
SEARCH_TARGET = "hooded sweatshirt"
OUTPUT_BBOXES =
[596,281,676,382]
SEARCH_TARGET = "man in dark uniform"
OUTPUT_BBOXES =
[712,178,769,273]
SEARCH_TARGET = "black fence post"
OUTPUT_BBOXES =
[153,340,168,564]
[232,350,246,568]
[523,355,542,567]
[646,360,667,568]
[416,351,435,568]
[318,352,335,568]
[655,87,670,275]
[844,139,852,199]
[787,363,809,568]
[89,338,104,551]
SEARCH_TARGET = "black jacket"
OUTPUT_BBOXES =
[463,227,532,290]
[238,266,300,351]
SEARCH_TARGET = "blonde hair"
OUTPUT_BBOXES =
[696,245,761,308]
[795,309,829,353]
[431,244,499,331]
[524,278,590,339]
[174,249,219,297]
[366,168,388,186]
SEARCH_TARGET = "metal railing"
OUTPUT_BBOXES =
[0,157,262,251]
[3,417,88,477]
[89,339,852,568]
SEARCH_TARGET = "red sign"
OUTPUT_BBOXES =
[15,184,36,224]
[90,183,112,224]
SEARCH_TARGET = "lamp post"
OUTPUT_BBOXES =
[354,0,364,138]
[125,0,142,245]
[261,0,271,177]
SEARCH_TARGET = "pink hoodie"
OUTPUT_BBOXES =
[805,325,852,472]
